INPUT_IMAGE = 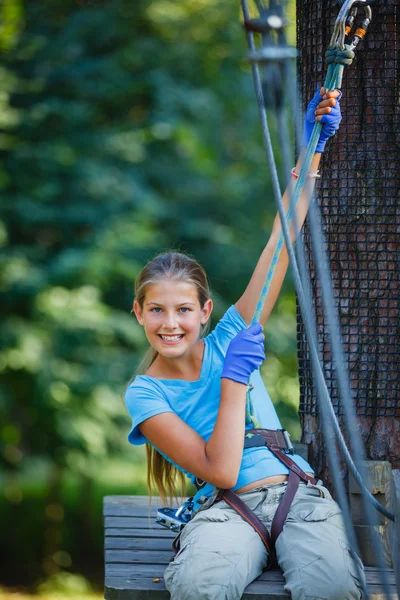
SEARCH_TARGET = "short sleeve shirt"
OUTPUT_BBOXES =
[125,306,312,507]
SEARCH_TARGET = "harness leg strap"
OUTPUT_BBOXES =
[221,489,275,562]
[270,470,300,543]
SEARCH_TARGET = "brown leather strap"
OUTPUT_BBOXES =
[267,446,317,486]
[224,430,317,548]
[247,428,288,449]
[247,428,317,486]
[220,489,275,561]
[219,472,301,552]
[270,470,300,543]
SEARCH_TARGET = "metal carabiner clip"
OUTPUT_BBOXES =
[330,0,374,50]
[345,4,372,50]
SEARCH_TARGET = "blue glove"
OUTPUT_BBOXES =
[221,322,265,385]
[302,88,342,153]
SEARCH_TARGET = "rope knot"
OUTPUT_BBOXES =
[325,44,355,66]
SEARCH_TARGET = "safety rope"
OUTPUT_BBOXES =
[245,2,362,425]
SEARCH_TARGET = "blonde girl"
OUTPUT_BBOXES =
[125,89,365,600]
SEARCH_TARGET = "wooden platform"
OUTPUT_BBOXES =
[104,495,399,600]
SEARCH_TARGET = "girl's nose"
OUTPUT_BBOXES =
[164,312,178,329]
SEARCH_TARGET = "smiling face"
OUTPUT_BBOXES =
[133,279,213,359]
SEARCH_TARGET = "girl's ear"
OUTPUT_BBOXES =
[200,298,213,324]
[133,300,144,326]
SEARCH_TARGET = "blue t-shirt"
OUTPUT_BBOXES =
[125,306,312,509]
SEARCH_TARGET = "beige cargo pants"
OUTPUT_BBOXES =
[164,481,365,600]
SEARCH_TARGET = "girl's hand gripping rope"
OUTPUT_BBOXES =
[221,322,265,385]
[302,87,342,153]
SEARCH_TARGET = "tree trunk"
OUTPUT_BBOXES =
[296,0,400,487]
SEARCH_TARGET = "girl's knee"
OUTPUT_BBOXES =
[164,540,263,600]
[169,581,231,600]
[278,534,364,600]
[165,556,240,600]
[286,557,364,600]
[287,577,362,600]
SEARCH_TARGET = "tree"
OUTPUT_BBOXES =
[0,0,300,586]
[297,0,400,483]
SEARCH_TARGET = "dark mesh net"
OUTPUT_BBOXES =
[296,0,400,418]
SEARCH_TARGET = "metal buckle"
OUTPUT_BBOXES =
[175,499,194,519]
[281,429,294,455]
[156,499,194,532]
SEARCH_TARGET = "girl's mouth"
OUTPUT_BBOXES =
[158,334,184,345]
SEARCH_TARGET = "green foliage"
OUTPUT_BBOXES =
[0,0,298,588]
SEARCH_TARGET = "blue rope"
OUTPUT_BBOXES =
[245,51,351,427]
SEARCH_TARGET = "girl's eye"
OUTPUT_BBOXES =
[179,307,190,313]
[151,307,162,313]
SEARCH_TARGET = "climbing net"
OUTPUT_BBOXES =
[296,0,400,419]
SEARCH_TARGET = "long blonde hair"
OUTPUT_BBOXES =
[129,252,212,505]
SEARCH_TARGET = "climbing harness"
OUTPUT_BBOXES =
[170,428,316,563]
[220,429,316,552]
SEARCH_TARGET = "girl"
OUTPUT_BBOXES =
[125,88,365,600]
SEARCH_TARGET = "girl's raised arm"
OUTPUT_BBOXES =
[235,88,341,327]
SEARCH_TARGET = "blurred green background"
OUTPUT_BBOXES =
[0,0,298,596]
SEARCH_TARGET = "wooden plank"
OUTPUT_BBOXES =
[104,497,399,600]
[363,568,397,586]
[105,517,167,529]
[104,496,158,504]
[253,568,396,586]
[105,506,159,518]
[106,537,174,550]
[104,496,182,515]
[106,561,397,586]
[106,564,286,582]
[105,576,398,600]
[105,581,398,600]
[104,577,289,600]
[105,496,175,505]
[106,543,173,557]
[106,552,172,567]
[105,580,170,600]
[105,565,398,598]
[106,565,167,577]
[106,528,175,539]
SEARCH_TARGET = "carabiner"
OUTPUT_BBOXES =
[330,0,373,50]
[345,5,372,50]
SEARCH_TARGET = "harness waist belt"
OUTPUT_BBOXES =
[244,428,293,453]
[195,429,294,492]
